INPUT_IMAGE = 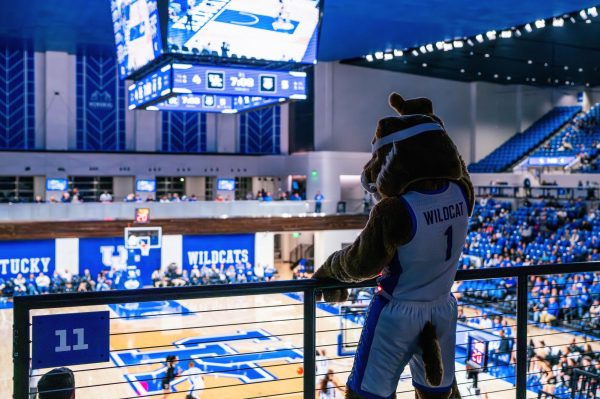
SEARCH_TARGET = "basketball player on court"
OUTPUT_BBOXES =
[181,360,204,399]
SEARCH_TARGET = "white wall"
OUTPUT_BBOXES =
[255,232,275,268]
[313,229,361,269]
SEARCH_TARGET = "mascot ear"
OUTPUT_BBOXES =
[389,92,434,117]
[389,93,405,115]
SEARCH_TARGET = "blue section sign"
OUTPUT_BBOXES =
[183,234,255,270]
[0,240,55,279]
[32,311,110,368]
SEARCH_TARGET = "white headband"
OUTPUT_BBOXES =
[371,122,444,153]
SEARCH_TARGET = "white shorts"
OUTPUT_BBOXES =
[346,293,457,398]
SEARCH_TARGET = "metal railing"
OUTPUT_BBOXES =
[13,262,600,399]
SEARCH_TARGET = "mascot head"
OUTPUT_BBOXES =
[361,93,469,200]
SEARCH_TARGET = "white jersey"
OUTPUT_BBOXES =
[379,182,469,301]
[181,367,204,391]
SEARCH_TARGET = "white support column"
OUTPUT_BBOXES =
[34,52,46,149]
[279,104,289,154]
[205,113,218,152]
[44,52,76,150]
[215,113,237,153]
[313,62,334,151]
[55,238,79,275]
[135,110,160,151]
[161,235,183,271]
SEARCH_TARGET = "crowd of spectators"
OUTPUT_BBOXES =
[151,262,277,287]
[456,198,600,336]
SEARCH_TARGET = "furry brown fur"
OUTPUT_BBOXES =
[314,93,474,399]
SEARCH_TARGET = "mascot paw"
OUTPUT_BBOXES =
[316,288,349,303]
[419,321,443,387]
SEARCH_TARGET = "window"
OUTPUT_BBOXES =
[235,177,252,200]
[156,176,186,199]
[68,176,113,202]
[205,177,215,201]
[0,176,34,202]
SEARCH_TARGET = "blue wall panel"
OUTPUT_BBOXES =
[0,40,35,150]
[161,112,207,153]
[239,107,280,154]
[76,49,125,151]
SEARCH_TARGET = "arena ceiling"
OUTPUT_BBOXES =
[0,0,598,86]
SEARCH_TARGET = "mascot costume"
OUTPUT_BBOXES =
[313,93,474,399]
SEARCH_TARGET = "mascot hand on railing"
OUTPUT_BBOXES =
[314,93,474,399]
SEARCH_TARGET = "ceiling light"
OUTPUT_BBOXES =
[443,43,453,51]
[453,40,464,48]
[580,10,588,19]
[426,44,434,52]
[586,83,590,87]
[586,19,592,24]
[486,30,497,40]
[412,50,419,56]
[494,74,499,78]
[578,67,583,72]
[484,53,490,58]
[507,76,512,80]
[419,45,427,54]
[532,78,536,82]
[525,78,530,82]
[569,17,576,24]
[552,18,564,27]
[366,54,374,62]
[527,59,533,64]
[524,23,533,32]
[588,7,598,17]
[374,51,384,60]
[501,30,512,38]
[422,63,427,67]
[384,53,393,61]
[535,19,546,29]
[564,66,569,70]
[467,39,475,46]
[477,72,482,76]
[515,29,522,37]
[544,62,548,67]
[460,68,465,73]
[475,34,484,43]
[436,41,444,50]
[393,49,404,57]
[565,81,570,85]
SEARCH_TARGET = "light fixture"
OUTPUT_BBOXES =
[435,41,444,50]
[477,72,482,76]
[580,10,588,20]
[588,7,598,17]
[443,43,453,51]
[366,54,374,62]
[515,29,522,37]
[460,68,465,73]
[384,53,393,61]
[484,53,490,58]
[569,17,576,24]
[500,30,512,38]
[527,59,533,64]
[422,63,428,67]
[552,18,564,27]
[544,62,548,67]
[453,40,463,48]
[486,30,497,40]
[419,45,427,54]
[507,76,512,80]
[467,39,475,46]
[535,19,546,29]
[532,77,536,82]
[494,74,499,78]
[524,23,533,32]
[393,49,403,57]
[564,66,569,70]
[412,49,419,56]
[586,83,590,87]
[374,52,384,60]
[475,34,484,43]
[426,44,434,52]
[578,67,583,72]
[586,19,592,24]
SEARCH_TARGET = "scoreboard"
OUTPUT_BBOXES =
[128,62,307,113]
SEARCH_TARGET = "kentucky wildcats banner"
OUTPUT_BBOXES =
[183,234,255,269]
[78,237,161,286]
[0,240,55,278]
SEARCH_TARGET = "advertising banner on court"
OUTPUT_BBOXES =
[79,237,161,286]
[0,239,55,279]
[183,234,255,269]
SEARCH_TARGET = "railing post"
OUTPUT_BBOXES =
[13,299,30,399]
[516,275,529,399]
[303,288,316,399]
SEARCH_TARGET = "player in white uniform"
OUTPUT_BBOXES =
[181,360,204,399]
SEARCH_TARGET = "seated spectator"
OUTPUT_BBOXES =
[189,265,201,285]
[60,193,70,203]
[95,272,111,291]
[26,273,39,295]
[50,271,65,293]
[34,195,45,203]
[13,273,27,296]
[263,192,273,201]
[35,272,51,294]
[188,194,198,202]
[99,191,113,203]
[290,193,302,201]
[37,367,75,399]
[264,264,276,281]
[78,269,95,292]
[151,267,167,288]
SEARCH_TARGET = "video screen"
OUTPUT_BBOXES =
[136,179,157,192]
[111,0,163,78]
[217,178,236,191]
[46,178,68,192]
[153,93,281,113]
[167,0,320,64]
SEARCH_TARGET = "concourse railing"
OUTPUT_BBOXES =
[13,262,600,399]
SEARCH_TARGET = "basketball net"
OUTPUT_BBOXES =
[139,242,150,257]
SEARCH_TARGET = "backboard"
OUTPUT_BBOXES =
[124,226,162,256]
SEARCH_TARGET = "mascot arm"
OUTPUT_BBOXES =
[314,197,412,283]
[457,154,475,215]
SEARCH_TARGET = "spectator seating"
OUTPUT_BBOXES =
[469,106,581,173]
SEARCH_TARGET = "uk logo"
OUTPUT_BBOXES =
[111,330,303,396]
[99,245,129,269]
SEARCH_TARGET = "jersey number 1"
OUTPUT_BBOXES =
[444,226,453,261]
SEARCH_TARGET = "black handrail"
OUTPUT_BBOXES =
[13,261,600,398]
